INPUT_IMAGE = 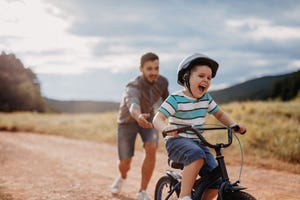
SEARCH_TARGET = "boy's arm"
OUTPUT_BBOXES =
[153,112,168,132]
[213,109,246,134]
[153,112,178,135]
[213,109,236,127]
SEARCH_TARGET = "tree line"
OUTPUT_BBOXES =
[0,52,47,112]
[271,70,300,101]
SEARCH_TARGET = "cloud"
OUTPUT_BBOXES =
[1,0,300,101]
[0,0,103,74]
[226,18,300,41]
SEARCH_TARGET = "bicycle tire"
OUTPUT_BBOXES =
[154,176,179,200]
[218,191,256,200]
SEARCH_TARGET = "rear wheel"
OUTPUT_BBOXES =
[154,176,179,200]
[219,191,256,200]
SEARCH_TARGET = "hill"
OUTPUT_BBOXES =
[46,98,119,113]
[210,73,291,103]
[46,70,299,113]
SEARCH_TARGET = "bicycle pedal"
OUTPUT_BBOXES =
[231,185,247,191]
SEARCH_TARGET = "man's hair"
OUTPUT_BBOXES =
[140,52,159,67]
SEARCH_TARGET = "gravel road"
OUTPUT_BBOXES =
[0,131,299,200]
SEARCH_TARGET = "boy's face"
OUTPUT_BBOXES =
[187,65,212,98]
[140,59,159,84]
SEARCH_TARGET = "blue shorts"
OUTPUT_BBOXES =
[117,122,159,160]
[165,136,218,177]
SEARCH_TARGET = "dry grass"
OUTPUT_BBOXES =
[0,100,299,173]
[221,100,300,164]
[204,100,300,173]
[0,112,118,143]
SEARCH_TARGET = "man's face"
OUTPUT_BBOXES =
[140,59,159,84]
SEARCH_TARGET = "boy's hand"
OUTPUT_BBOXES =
[231,124,247,134]
[137,113,153,128]
[162,125,178,136]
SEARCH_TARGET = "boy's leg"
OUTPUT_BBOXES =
[198,144,219,200]
[202,189,218,200]
[180,158,204,198]
[165,138,207,198]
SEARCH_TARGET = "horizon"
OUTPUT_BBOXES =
[43,69,296,103]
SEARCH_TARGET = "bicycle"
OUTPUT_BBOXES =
[154,125,256,200]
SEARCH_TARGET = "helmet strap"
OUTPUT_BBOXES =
[183,72,195,98]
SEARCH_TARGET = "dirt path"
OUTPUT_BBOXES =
[0,131,299,200]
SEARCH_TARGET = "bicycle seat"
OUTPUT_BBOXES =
[168,159,184,170]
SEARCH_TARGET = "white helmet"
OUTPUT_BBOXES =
[177,53,219,86]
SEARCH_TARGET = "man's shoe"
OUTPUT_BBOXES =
[110,176,125,194]
[136,190,150,200]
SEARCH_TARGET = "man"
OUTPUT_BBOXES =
[111,52,169,200]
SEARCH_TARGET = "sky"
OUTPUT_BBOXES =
[1,0,300,102]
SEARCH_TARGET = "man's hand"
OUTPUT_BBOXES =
[129,103,152,128]
[137,113,153,128]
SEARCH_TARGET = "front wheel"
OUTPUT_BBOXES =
[218,191,256,200]
[154,176,179,200]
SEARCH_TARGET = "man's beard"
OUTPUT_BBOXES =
[144,75,158,84]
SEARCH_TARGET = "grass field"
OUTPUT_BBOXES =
[0,100,299,173]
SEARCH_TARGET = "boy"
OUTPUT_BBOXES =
[153,53,246,200]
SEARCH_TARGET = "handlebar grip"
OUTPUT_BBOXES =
[231,125,246,134]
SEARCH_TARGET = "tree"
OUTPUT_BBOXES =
[0,52,47,112]
[271,70,300,101]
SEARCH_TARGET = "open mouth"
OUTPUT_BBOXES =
[198,85,206,92]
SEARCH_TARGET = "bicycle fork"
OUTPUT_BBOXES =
[215,146,247,199]
[166,170,181,198]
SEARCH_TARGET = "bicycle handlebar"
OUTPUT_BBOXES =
[162,125,241,149]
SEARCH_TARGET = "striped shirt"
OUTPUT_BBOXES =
[158,91,219,135]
